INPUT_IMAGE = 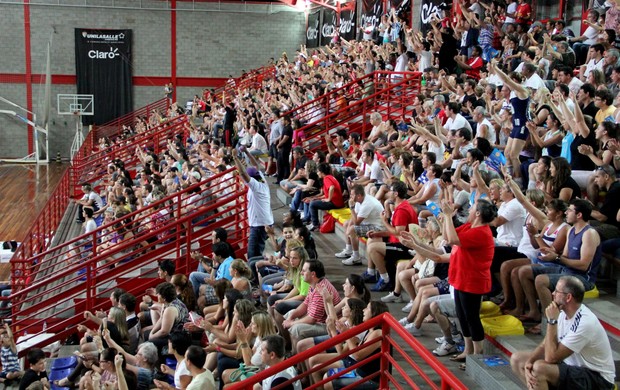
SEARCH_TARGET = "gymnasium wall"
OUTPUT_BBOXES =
[0,1,305,159]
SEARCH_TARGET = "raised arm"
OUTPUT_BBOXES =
[489,60,529,99]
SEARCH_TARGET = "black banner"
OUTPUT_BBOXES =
[420,0,446,35]
[321,9,337,46]
[339,9,356,41]
[75,29,133,125]
[306,10,321,48]
[361,0,383,42]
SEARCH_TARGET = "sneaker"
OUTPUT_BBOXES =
[307,224,317,232]
[371,278,391,292]
[401,300,414,312]
[433,341,457,357]
[342,256,362,266]
[360,271,379,283]
[381,291,404,303]
[335,249,353,258]
[398,317,410,326]
[404,322,422,336]
[452,333,464,345]
[434,334,464,345]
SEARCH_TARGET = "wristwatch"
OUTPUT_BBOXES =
[547,318,558,325]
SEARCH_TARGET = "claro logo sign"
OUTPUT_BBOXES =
[88,47,120,59]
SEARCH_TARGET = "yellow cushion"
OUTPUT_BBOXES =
[479,301,502,318]
[328,209,351,223]
[481,315,525,337]
[584,285,599,299]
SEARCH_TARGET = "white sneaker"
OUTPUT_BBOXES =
[335,249,353,258]
[435,334,464,345]
[398,317,410,326]
[341,256,362,266]
[381,291,404,303]
[401,300,414,312]
[433,341,457,356]
[404,322,422,336]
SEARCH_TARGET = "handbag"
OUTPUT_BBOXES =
[229,363,261,382]
[320,213,336,233]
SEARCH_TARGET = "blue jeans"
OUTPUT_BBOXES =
[290,190,303,212]
[189,271,210,298]
[309,200,337,225]
[248,226,267,259]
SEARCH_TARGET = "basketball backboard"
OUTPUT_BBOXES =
[57,94,94,116]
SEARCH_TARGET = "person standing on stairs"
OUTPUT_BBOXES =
[233,148,273,259]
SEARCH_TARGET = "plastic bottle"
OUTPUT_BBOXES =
[42,321,47,332]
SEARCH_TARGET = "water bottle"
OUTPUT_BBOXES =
[42,321,47,332]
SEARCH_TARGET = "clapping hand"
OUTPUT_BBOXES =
[440,199,455,216]
[235,320,252,344]
[319,286,333,305]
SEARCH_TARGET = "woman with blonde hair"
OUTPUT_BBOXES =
[221,311,277,387]
[229,259,253,299]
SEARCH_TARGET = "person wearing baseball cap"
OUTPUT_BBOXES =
[232,147,274,260]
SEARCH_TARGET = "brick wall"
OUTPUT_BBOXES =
[0,1,304,159]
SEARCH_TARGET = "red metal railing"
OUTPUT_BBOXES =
[74,114,188,172]
[71,116,189,192]
[285,71,422,155]
[77,98,170,162]
[9,167,72,266]
[6,167,248,354]
[211,65,276,103]
[231,313,466,390]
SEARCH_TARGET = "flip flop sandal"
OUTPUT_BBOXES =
[449,354,466,362]
[459,363,466,371]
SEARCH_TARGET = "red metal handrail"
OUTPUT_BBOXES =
[74,114,188,172]
[211,65,276,103]
[9,167,72,262]
[289,71,422,155]
[6,167,249,354]
[230,313,466,390]
[71,116,189,193]
[76,98,170,163]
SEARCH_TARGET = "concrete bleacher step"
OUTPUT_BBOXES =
[589,299,620,332]
[485,328,620,383]
[466,354,523,390]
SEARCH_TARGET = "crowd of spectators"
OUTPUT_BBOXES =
[6,0,620,387]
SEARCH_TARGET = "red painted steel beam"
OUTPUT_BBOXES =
[23,0,34,154]
[171,0,177,102]
[0,73,228,88]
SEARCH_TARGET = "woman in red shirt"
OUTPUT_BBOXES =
[304,163,345,231]
[442,199,497,367]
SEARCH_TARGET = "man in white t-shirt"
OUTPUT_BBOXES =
[233,149,274,259]
[76,182,104,223]
[510,276,615,390]
[256,335,302,390]
[335,185,385,265]
[442,102,473,135]
[472,106,496,145]
[581,43,605,80]
[504,0,517,26]
[350,149,383,189]
[521,63,546,91]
